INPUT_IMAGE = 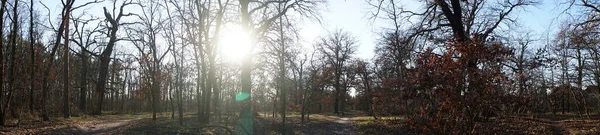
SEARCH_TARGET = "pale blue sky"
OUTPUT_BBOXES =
[42,0,566,60]
[299,0,566,59]
[298,0,380,59]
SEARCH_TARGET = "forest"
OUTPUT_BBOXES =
[1,0,600,134]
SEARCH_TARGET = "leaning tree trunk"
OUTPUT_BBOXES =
[93,6,123,115]
[41,8,69,120]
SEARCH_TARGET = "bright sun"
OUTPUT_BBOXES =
[218,25,251,62]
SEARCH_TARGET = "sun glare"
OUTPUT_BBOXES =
[219,26,251,62]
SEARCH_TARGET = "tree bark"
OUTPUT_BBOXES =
[0,0,7,125]
[28,0,35,113]
[277,13,287,133]
[94,53,111,115]
[93,6,127,115]
[169,77,175,119]
[63,0,72,118]
[79,50,88,112]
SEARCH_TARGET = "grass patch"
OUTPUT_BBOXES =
[350,116,404,121]
[307,114,339,121]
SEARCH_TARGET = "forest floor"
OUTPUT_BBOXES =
[255,111,600,135]
[353,113,600,135]
[0,112,241,135]
[1,111,599,134]
[0,113,149,135]
[254,111,362,135]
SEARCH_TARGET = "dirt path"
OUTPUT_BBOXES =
[328,116,358,134]
[298,115,358,135]
[335,117,351,124]
[23,112,365,135]
[43,117,143,135]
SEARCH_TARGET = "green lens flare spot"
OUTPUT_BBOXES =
[236,92,250,101]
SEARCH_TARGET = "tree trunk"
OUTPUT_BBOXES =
[334,83,340,114]
[202,55,214,123]
[192,0,206,122]
[121,69,127,113]
[214,63,223,122]
[79,51,88,112]
[238,56,253,134]
[41,3,70,119]
[0,0,6,125]
[277,14,287,133]
[94,6,123,115]
[177,66,183,125]
[170,78,175,119]
[94,54,111,115]
[28,0,35,113]
[237,1,253,134]
[63,1,72,117]
[334,60,342,114]
[273,90,277,118]
[151,65,160,120]
[576,45,591,118]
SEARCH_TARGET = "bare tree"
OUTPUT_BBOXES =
[129,0,169,120]
[93,0,136,115]
[369,0,537,44]
[504,32,537,95]
[39,0,76,121]
[70,13,102,112]
[163,0,184,125]
[236,0,323,133]
[167,0,206,122]
[61,0,74,118]
[316,29,357,114]
[353,59,373,114]
[298,51,317,124]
